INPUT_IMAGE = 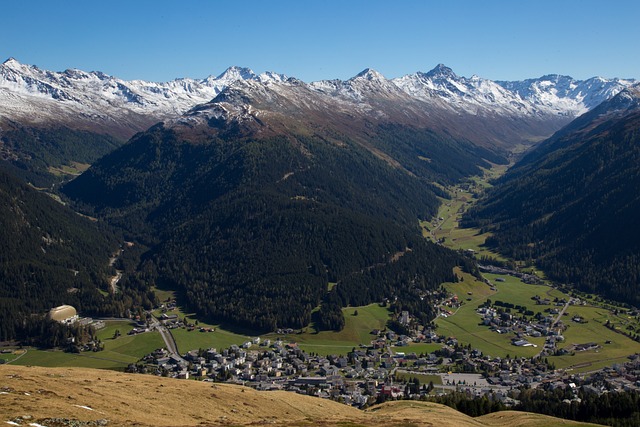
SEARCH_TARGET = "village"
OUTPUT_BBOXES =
[124,298,640,408]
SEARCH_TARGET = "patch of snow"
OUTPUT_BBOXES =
[74,404,94,411]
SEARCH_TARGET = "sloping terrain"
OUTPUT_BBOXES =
[1,58,634,187]
[62,87,475,330]
[0,365,599,427]
[0,169,123,341]
[463,85,640,304]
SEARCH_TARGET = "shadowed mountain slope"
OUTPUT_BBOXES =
[463,85,640,305]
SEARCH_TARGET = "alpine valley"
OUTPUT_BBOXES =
[2,57,640,426]
[1,57,638,335]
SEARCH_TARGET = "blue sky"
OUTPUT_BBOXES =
[2,0,638,82]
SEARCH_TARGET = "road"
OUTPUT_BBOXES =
[5,349,28,364]
[147,315,186,363]
[95,316,186,363]
[550,299,572,329]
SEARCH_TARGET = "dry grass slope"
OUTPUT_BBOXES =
[0,366,600,427]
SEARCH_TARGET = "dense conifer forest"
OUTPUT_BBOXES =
[0,169,156,341]
[0,119,123,187]
[63,122,488,331]
[462,98,640,306]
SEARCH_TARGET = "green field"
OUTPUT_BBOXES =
[271,304,391,356]
[437,271,555,358]
[395,342,442,356]
[10,321,164,370]
[151,297,254,353]
[48,161,90,177]
[435,269,640,367]
[171,327,250,353]
[430,179,506,261]
[548,305,640,371]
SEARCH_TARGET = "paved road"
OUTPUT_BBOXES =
[550,299,572,329]
[148,315,186,363]
[95,316,186,363]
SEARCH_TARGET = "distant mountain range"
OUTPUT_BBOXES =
[0,57,634,140]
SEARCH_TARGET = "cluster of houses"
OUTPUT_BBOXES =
[475,296,593,357]
[130,340,396,406]
[128,323,590,407]
[124,309,640,408]
[120,280,640,408]
[534,354,640,398]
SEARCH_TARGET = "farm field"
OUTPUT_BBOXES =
[170,326,250,353]
[152,298,253,353]
[428,167,507,262]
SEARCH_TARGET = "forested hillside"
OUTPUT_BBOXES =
[0,169,152,341]
[463,86,640,305]
[63,108,483,331]
[0,119,123,187]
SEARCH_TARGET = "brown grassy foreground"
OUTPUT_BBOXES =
[0,365,599,427]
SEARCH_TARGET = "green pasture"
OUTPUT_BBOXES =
[548,305,640,370]
[437,272,555,358]
[482,273,564,309]
[0,351,19,363]
[394,343,442,356]
[48,161,90,177]
[431,185,506,261]
[150,292,255,353]
[281,304,390,356]
[437,270,640,367]
[171,327,249,353]
[11,321,164,370]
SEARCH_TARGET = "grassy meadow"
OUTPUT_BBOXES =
[435,268,640,368]
[9,320,164,370]
[273,303,391,356]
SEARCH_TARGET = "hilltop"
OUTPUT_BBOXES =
[0,365,599,427]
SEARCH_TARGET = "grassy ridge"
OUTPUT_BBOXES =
[0,365,598,427]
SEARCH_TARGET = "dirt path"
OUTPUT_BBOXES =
[5,349,27,364]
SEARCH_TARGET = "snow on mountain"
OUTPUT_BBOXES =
[496,75,636,116]
[0,57,635,140]
[0,59,270,137]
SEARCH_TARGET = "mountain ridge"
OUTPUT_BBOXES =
[0,365,599,427]
[1,57,635,140]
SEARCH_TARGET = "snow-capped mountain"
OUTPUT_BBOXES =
[0,58,286,138]
[0,57,635,142]
[497,74,636,117]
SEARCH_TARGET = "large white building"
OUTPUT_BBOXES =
[47,305,78,324]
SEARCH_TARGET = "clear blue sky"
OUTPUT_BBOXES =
[2,0,638,83]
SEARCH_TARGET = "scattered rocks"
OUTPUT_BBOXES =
[41,418,109,426]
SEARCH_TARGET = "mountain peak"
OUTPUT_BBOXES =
[426,64,457,79]
[606,82,640,110]
[215,66,257,82]
[2,57,30,71]
[352,68,386,81]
